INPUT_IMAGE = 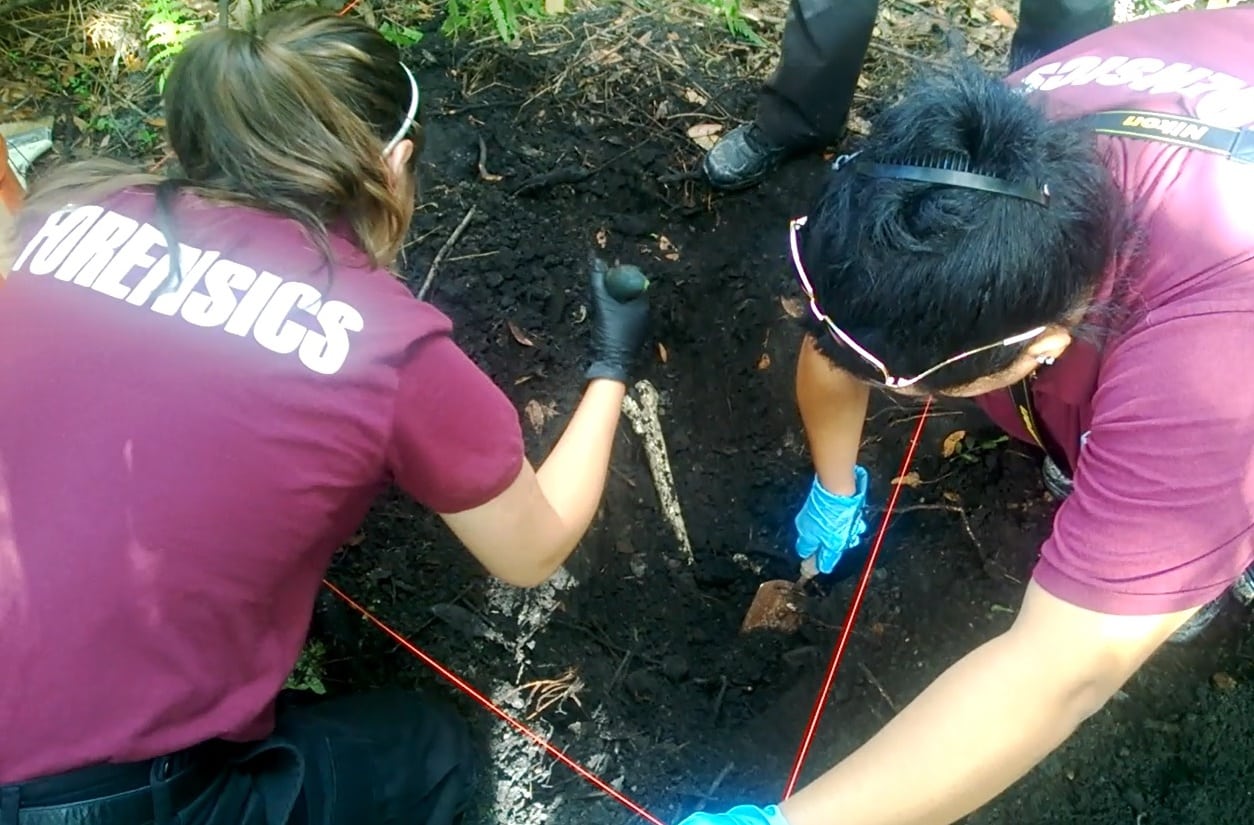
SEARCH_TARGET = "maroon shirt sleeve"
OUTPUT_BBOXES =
[1034,303,1254,615]
[386,334,525,513]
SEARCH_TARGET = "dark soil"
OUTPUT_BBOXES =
[314,11,1254,825]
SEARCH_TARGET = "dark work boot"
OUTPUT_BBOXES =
[1168,596,1226,644]
[702,123,793,191]
[1167,564,1254,644]
[1041,456,1074,500]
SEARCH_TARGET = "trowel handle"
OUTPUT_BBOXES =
[603,265,650,303]
[799,555,821,583]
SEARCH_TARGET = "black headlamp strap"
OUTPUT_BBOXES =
[854,158,1051,206]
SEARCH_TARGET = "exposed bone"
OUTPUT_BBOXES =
[620,380,694,566]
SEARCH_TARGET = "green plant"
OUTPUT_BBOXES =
[285,638,329,695]
[949,434,1009,464]
[442,0,546,43]
[696,0,764,46]
[145,0,201,92]
[380,20,425,48]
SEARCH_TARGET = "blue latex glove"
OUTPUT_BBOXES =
[794,465,870,574]
[676,804,792,825]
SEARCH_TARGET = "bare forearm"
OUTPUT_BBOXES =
[535,378,626,538]
[780,632,1109,825]
[796,336,870,495]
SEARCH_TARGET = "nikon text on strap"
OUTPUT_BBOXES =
[1086,109,1254,163]
[1008,377,1071,471]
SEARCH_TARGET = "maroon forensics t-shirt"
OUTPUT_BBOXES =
[0,190,524,783]
[975,7,1254,615]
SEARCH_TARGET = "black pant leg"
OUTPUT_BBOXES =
[1009,0,1114,70]
[274,690,477,825]
[756,0,880,150]
[179,691,475,825]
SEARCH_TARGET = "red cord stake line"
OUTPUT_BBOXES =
[782,399,933,799]
[322,580,668,825]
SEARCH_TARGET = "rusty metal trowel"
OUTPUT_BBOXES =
[741,555,821,634]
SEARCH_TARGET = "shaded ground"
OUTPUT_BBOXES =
[7,1,1252,823]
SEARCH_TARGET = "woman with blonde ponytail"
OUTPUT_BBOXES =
[0,9,651,825]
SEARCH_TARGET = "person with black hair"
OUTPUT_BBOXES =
[703,0,1115,191]
[680,6,1254,825]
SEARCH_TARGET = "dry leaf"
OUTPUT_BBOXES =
[507,321,535,347]
[664,252,680,261]
[595,227,608,248]
[657,342,669,363]
[685,122,724,151]
[989,5,1017,27]
[943,490,961,503]
[657,235,677,252]
[682,88,708,106]
[942,430,967,458]
[757,353,771,370]
[523,399,557,434]
[780,296,805,319]
[891,471,922,488]
[524,400,544,432]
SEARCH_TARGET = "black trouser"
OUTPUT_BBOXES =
[0,690,477,825]
[756,0,1115,150]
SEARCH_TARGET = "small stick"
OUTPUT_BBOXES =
[702,762,735,805]
[606,650,633,697]
[867,503,982,555]
[477,136,503,182]
[417,206,477,301]
[445,251,500,263]
[858,663,899,713]
[877,503,1020,584]
[711,675,729,720]
[912,505,983,560]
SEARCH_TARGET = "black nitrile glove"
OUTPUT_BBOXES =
[586,257,650,383]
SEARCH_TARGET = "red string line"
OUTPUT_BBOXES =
[337,0,361,16]
[782,399,933,799]
[321,579,667,825]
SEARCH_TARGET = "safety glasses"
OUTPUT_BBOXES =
[788,215,1046,390]
[382,63,421,155]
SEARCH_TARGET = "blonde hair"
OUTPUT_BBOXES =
[23,8,422,270]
